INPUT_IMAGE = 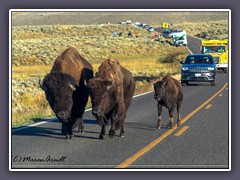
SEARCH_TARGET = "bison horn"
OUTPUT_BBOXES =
[69,84,76,91]
[107,85,112,90]
[39,79,47,91]
[163,81,167,86]
[84,79,87,86]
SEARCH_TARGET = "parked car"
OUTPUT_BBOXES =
[147,26,154,32]
[143,25,149,29]
[180,54,217,86]
[162,29,172,38]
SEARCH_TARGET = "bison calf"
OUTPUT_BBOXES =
[40,47,93,139]
[153,75,183,129]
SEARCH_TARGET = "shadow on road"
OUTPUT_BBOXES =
[12,118,98,140]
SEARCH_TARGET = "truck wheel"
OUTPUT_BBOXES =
[211,80,216,86]
[224,68,228,73]
[181,81,186,86]
[181,81,188,86]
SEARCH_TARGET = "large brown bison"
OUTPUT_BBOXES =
[39,47,93,139]
[153,75,183,129]
[87,59,135,139]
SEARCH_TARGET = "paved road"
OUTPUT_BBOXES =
[187,35,202,54]
[11,75,229,169]
[11,34,229,170]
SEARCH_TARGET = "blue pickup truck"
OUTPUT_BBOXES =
[180,54,217,86]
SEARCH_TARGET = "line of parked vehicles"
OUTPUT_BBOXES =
[160,23,228,86]
[120,20,155,32]
[162,28,188,46]
[120,21,228,86]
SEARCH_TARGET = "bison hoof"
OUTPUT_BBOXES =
[120,133,125,138]
[99,134,105,140]
[177,121,181,127]
[81,129,85,133]
[109,130,115,138]
[66,134,74,139]
[109,134,114,138]
[169,125,174,129]
[76,129,84,133]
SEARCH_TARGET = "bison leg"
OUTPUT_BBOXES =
[65,121,74,139]
[167,116,174,129]
[157,103,162,129]
[120,123,125,137]
[99,125,106,140]
[61,122,67,135]
[109,120,116,138]
[177,100,182,127]
[167,107,175,129]
[72,116,85,133]
[77,117,85,133]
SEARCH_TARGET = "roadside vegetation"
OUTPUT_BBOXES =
[12,20,228,127]
[175,20,228,39]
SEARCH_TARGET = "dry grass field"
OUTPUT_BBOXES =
[11,11,229,127]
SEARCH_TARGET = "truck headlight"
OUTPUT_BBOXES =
[182,67,189,71]
[207,67,215,70]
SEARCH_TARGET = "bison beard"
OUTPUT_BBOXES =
[40,47,93,139]
[87,59,135,139]
[153,75,183,129]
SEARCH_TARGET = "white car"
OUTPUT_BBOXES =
[147,26,154,31]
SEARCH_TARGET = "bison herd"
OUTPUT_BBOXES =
[40,47,183,139]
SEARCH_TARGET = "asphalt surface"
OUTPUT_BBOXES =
[187,35,202,54]
[11,74,229,170]
[11,35,229,170]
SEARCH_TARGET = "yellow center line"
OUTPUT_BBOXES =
[174,126,189,137]
[116,82,228,169]
[181,82,228,124]
[205,104,212,109]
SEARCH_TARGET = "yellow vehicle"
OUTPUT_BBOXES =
[161,22,171,29]
[201,40,228,73]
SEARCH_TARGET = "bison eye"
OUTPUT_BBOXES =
[102,94,107,99]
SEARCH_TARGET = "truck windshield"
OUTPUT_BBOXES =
[203,46,226,53]
[185,56,214,64]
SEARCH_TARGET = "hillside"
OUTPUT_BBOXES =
[11,11,228,26]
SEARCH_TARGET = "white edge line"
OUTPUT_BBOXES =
[186,46,193,54]
[12,91,153,133]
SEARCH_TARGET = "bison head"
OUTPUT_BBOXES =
[95,59,120,78]
[87,78,115,122]
[153,80,167,101]
[39,72,77,122]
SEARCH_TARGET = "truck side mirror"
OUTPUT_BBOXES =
[180,61,184,64]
